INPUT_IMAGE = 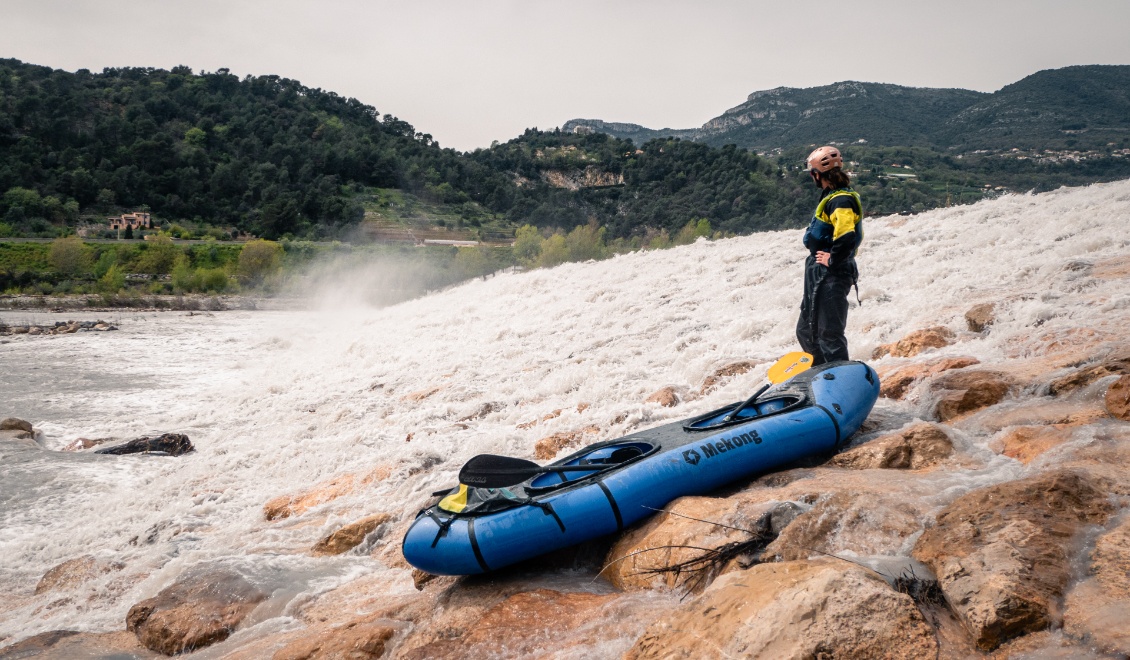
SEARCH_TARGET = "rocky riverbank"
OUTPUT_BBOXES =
[6,300,1129,658]
[0,319,118,336]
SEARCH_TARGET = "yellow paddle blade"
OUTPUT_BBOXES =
[438,484,470,514]
[767,352,814,384]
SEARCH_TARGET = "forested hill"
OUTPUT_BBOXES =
[0,59,815,239]
[563,65,1130,153]
[0,59,517,238]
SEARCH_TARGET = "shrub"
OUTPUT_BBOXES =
[237,239,283,287]
[48,236,93,276]
[98,264,125,294]
[536,233,569,268]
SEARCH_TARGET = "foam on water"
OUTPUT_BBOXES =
[2,179,1130,642]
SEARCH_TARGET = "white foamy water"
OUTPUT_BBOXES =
[2,179,1129,646]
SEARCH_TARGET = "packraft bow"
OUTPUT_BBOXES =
[402,360,879,575]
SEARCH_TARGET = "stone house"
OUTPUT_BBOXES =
[108,212,152,231]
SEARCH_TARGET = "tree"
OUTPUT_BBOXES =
[98,264,125,293]
[48,236,92,276]
[237,239,283,286]
[136,235,180,275]
[512,225,542,266]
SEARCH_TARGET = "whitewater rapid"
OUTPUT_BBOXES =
[2,179,1129,644]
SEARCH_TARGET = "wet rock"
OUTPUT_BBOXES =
[399,589,619,660]
[271,614,398,660]
[624,558,937,659]
[604,496,777,591]
[94,433,194,456]
[311,513,393,556]
[0,630,156,658]
[1063,516,1130,655]
[879,356,980,399]
[912,469,1113,650]
[1106,374,1130,420]
[61,437,114,451]
[126,568,268,655]
[873,326,956,359]
[699,360,759,395]
[533,431,580,460]
[645,386,679,407]
[929,369,1015,421]
[975,398,1107,432]
[264,465,394,521]
[35,555,124,595]
[1047,346,1130,395]
[0,418,33,433]
[766,491,924,562]
[995,424,1074,464]
[965,302,997,332]
[830,422,953,470]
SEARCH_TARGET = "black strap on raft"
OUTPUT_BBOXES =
[527,500,566,532]
[426,509,455,548]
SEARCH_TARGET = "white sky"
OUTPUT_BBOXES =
[4,0,1130,152]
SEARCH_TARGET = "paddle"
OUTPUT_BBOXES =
[458,447,642,489]
[721,351,814,423]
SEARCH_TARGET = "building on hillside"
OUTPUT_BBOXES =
[108,212,152,231]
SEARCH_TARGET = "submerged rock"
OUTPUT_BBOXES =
[311,513,393,556]
[0,630,155,658]
[965,302,997,332]
[1063,515,1130,655]
[35,555,124,595]
[624,558,937,659]
[644,386,679,407]
[830,422,953,470]
[912,469,1113,650]
[699,360,759,395]
[879,356,980,399]
[271,614,398,660]
[994,424,1075,464]
[126,568,268,655]
[929,369,1015,421]
[94,433,194,456]
[873,325,956,359]
[1106,374,1130,420]
[263,465,395,521]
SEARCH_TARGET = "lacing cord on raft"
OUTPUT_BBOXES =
[425,499,566,548]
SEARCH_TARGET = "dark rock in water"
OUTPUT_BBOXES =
[0,630,156,659]
[126,568,267,655]
[95,433,194,456]
[0,417,33,433]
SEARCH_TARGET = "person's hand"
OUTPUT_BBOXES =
[815,251,831,267]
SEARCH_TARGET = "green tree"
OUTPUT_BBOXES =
[237,239,283,286]
[536,233,569,268]
[564,223,606,261]
[47,236,92,276]
[136,235,180,275]
[512,225,542,266]
[98,264,125,293]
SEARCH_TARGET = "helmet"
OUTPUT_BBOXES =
[806,146,843,173]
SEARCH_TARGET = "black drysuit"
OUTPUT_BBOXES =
[795,187,862,365]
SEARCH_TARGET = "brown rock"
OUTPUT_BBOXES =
[965,302,997,332]
[699,360,759,395]
[264,466,393,521]
[1047,347,1130,395]
[401,589,619,660]
[517,408,562,430]
[645,386,679,407]
[0,630,156,658]
[879,356,980,399]
[311,513,393,556]
[61,437,114,451]
[1106,374,1130,420]
[0,418,33,433]
[625,559,937,659]
[912,469,1113,650]
[271,614,397,660]
[830,422,953,470]
[766,491,923,562]
[873,326,956,359]
[1063,516,1130,655]
[35,555,124,595]
[996,425,1074,464]
[929,369,1014,421]
[126,568,268,655]
[533,431,580,460]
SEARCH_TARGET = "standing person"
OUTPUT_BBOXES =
[796,146,863,365]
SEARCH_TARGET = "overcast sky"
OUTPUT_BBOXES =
[5,0,1130,151]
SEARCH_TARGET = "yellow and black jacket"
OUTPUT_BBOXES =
[802,188,863,270]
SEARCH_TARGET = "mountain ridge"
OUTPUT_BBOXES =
[563,65,1130,153]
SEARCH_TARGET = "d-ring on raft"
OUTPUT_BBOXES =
[402,360,880,575]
